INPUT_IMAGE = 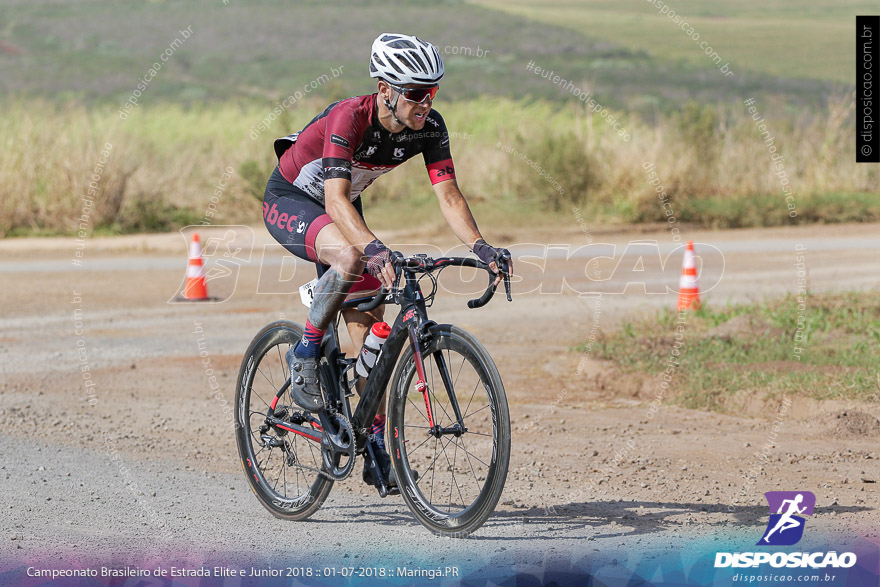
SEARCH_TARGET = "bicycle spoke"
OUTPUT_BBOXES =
[429,356,436,404]
[457,435,483,494]
[419,435,455,488]
[430,436,437,504]
[453,352,466,389]
[284,441,294,495]
[295,436,311,495]
[446,437,455,511]
[257,365,276,391]
[277,345,288,381]
[449,438,466,510]
[305,435,320,469]
[462,429,492,438]
[451,440,490,468]
[462,380,480,420]
[249,386,272,411]
[428,383,454,426]
[428,433,466,513]
[406,395,430,425]
[464,392,489,420]
[272,453,283,492]
[257,450,271,471]
[406,431,434,458]
[436,432,464,511]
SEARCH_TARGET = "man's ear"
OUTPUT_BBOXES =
[376,80,390,100]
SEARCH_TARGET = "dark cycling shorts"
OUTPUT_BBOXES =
[263,166,381,293]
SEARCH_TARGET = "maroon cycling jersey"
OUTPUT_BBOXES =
[275,93,455,204]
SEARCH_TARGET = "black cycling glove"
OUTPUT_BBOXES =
[364,239,392,279]
[472,239,511,273]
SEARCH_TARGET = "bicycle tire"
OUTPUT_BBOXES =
[387,324,510,536]
[234,320,334,520]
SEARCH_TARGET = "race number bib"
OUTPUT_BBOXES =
[299,278,318,308]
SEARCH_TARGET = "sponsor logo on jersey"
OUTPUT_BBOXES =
[330,134,350,148]
[324,166,351,174]
[352,162,395,171]
[354,145,379,160]
[393,147,405,159]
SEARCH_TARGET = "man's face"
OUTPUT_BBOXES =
[381,82,435,130]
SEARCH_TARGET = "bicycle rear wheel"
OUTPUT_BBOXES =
[234,320,333,520]
[387,324,510,536]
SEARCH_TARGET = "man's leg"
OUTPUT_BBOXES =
[309,227,365,327]
[341,306,386,413]
[341,301,399,488]
[287,224,364,411]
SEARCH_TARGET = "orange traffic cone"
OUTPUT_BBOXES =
[677,240,701,310]
[182,233,209,301]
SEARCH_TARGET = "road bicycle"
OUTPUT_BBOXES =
[234,253,512,536]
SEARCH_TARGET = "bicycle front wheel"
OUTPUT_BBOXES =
[387,324,510,536]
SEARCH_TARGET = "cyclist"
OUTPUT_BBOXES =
[263,33,512,489]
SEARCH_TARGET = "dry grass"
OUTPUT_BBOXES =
[1,94,877,237]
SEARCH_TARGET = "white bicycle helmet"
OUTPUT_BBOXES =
[369,33,444,85]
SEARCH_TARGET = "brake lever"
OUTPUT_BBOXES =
[390,251,404,303]
[496,250,512,302]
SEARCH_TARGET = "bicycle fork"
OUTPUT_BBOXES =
[408,324,467,437]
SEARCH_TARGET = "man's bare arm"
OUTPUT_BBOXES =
[324,178,376,251]
[324,177,396,287]
[432,178,512,283]
[431,178,483,248]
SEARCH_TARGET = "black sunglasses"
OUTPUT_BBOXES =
[388,83,439,104]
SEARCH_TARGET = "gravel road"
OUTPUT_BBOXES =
[1,222,878,583]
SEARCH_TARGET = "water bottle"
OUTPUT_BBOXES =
[356,322,391,378]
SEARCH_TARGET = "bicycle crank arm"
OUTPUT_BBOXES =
[364,441,388,498]
[318,412,355,480]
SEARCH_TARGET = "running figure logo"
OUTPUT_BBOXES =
[758,491,816,546]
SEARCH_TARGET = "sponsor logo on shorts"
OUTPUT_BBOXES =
[262,202,299,233]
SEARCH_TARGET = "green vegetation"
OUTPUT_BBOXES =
[0,0,875,236]
[472,0,870,83]
[2,96,878,237]
[590,292,880,412]
[0,0,836,113]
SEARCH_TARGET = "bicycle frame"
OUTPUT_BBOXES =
[263,265,466,454]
